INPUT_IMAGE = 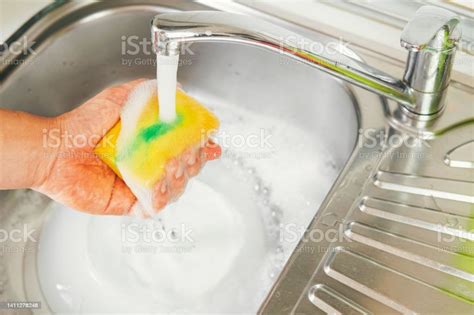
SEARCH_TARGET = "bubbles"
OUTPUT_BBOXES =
[254,183,261,192]
[276,245,284,254]
[233,156,244,167]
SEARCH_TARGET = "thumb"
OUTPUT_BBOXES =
[100,175,137,215]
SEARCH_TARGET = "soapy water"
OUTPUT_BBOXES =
[38,159,272,313]
[35,98,339,313]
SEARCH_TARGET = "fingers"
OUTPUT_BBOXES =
[87,168,136,215]
[101,176,137,215]
[202,139,222,160]
[165,158,187,197]
[152,155,191,212]
[150,140,221,212]
[152,180,170,211]
[35,159,136,216]
[182,146,203,177]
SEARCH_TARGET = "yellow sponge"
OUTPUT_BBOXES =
[94,87,219,188]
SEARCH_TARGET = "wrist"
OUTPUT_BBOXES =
[0,109,61,189]
[34,115,63,189]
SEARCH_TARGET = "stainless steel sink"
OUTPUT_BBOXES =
[0,1,472,314]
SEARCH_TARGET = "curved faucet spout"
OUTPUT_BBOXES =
[152,8,460,117]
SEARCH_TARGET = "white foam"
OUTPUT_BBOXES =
[117,79,156,144]
[38,163,270,313]
[115,80,157,215]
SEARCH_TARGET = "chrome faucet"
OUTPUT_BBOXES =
[151,6,461,118]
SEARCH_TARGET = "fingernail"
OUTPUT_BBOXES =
[160,182,167,194]
[175,164,184,178]
[187,154,197,165]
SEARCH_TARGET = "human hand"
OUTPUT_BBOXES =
[34,79,220,215]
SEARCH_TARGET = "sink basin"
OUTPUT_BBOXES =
[0,1,360,313]
[1,1,472,314]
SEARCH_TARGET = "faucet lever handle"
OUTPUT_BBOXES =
[400,5,461,51]
[399,5,461,115]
